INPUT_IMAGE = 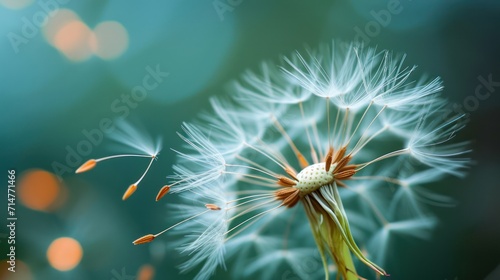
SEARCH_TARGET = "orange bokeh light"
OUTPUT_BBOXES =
[46,237,83,271]
[43,9,128,61]
[137,264,155,280]
[53,20,95,61]
[43,9,80,44]
[0,259,32,280]
[91,21,129,60]
[18,169,65,212]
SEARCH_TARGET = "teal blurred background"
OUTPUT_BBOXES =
[1,1,500,279]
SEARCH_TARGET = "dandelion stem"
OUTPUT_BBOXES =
[154,209,210,238]
[299,102,319,164]
[349,105,387,156]
[340,107,350,147]
[228,190,276,196]
[225,194,275,211]
[356,148,409,171]
[311,119,324,159]
[332,103,340,148]
[226,198,277,221]
[133,155,156,186]
[341,241,358,280]
[225,164,277,179]
[235,155,278,178]
[244,142,286,170]
[96,154,153,162]
[350,125,388,156]
[224,206,285,242]
[326,97,331,146]
[346,101,373,146]
[257,139,297,172]
[237,177,281,188]
[223,171,276,184]
[272,116,309,168]
[225,202,283,236]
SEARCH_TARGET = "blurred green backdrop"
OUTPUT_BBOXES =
[1,1,500,279]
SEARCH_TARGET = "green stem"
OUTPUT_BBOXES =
[342,240,358,280]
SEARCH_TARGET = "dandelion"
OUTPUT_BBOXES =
[78,41,469,279]
[75,121,162,200]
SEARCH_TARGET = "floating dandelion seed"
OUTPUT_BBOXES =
[76,121,162,200]
[155,185,170,201]
[77,42,469,279]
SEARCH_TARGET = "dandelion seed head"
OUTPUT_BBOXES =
[155,41,469,279]
[295,163,334,195]
[79,41,470,280]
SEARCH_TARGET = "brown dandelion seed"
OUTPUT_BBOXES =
[274,187,298,200]
[333,155,352,174]
[155,185,170,201]
[277,176,297,188]
[297,153,309,169]
[335,169,356,180]
[133,234,155,245]
[285,166,298,181]
[333,146,347,163]
[339,164,357,173]
[274,188,300,208]
[205,204,221,211]
[324,147,334,172]
[122,184,137,200]
[75,159,96,174]
[282,189,300,208]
